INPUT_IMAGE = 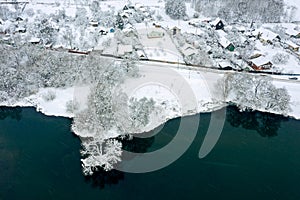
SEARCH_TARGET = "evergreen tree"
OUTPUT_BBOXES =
[115,13,124,30]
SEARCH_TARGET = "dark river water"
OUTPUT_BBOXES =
[0,106,300,200]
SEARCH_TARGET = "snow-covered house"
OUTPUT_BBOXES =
[29,37,41,44]
[99,27,108,35]
[147,31,164,39]
[285,41,299,52]
[15,17,23,22]
[89,20,99,27]
[153,22,161,28]
[135,3,144,10]
[248,51,263,59]
[171,26,181,36]
[136,50,147,59]
[285,29,300,38]
[117,44,133,57]
[121,12,130,20]
[123,5,129,10]
[236,25,246,33]
[16,27,26,33]
[217,30,235,51]
[181,44,198,57]
[248,56,273,70]
[218,60,232,70]
[211,18,224,30]
[254,28,280,44]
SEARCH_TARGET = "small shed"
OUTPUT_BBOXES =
[218,61,233,70]
[89,20,99,27]
[16,27,26,33]
[211,18,224,30]
[147,31,164,39]
[172,26,181,35]
[15,17,23,22]
[123,5,129,10]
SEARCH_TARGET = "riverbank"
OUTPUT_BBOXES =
[1,64,300,135]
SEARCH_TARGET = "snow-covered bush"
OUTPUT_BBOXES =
[43,90,56,101]
[272,53,290,65]
[66,100,79,113]
[128,97,155,132]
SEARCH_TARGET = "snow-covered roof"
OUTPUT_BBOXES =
[217,30,232,48]
[139,7,147,12]
[218,61,231,68]
[89,21,99,26]
[211,18,222,26]
[182,43,194,51]
[249,50,263,59]
[29,37,41,43]
[172,26,181,30]
[236,25,246,32]
[147,31,164,38]
[250,56,272,66]
[286,40,299,49]
[118,44,133,56]
[136,50,146,58]
[16,27,26,32]
[286,28,300,36]
[182,48,197,57]
[257,28,280,41]
[135,3,144,9]
[99,26,107,31]
[94,44,104,51]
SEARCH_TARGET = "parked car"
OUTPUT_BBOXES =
[289,77,298,80]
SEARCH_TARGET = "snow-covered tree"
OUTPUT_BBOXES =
[115,13,124,30]
[165,0,187,19]
[224,73,291,114]
[128,97,155,132]
[272,53,290,65]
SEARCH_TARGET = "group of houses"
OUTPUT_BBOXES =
[187,16,300,71]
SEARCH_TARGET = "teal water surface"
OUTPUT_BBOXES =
[0,106,300,200]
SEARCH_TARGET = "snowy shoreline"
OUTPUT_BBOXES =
[1,68,300,137]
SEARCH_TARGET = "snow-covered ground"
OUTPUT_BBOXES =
[2,62,300,129]
[136,26,184,63]
[284,0,300,21]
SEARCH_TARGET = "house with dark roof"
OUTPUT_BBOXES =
[211,18,224,30]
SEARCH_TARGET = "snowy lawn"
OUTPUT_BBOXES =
[135,26,184,63]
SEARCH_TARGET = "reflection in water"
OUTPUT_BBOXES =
[121,135,155,153]
[0,106,22,121]
[84,168,124,189]
[83,135,154,189]
[227,106,287,137]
